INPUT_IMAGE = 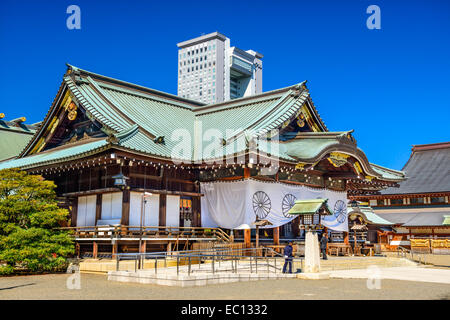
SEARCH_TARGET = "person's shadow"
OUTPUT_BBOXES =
[0,283,35,291]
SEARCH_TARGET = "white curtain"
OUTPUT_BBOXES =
[166,195,180,227]
[101,192,122,220]
[76,195,96,227]
[200,179,348,232]
[129,192,160,227]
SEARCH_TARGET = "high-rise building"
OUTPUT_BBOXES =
[177,32,263,104]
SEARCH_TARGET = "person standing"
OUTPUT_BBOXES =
[320,232,328,260]
[283,242,294,273]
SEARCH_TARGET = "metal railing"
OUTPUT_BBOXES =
[114,247,304,275]
[397,246,429,265]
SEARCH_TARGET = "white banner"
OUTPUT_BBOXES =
[201,179,348,232]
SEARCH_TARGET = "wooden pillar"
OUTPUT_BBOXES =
[121,189,130,226]
[292,216,300,237]
[75,243,80,259]
[112,241,118,258]
[244,167,251,179]
[323,227,328,254]
[140,240,147,254]
[344,232,349,244]
[159,194,167,226]
[244,228,251,249]
[93,241,98,259]
[192,197,201,227]
[95,194,102,225]
[273,227,280,245]
[256,226,260,248]
[71,198,78,227]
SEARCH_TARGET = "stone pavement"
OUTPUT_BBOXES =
[1,273,449,300]
[326,266,450,284]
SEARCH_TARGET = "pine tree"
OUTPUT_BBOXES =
[0,168,74,274]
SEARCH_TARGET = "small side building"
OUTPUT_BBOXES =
[0,114,40,162]
[351,142,450,252]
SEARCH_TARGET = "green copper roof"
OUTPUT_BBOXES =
[281,132,351,160]
[348,205,394,225]
[288,198,333,215]
[0,139,109,170]
[0,64,404,186]
[0,120,37,162]
[0,130,35,162]
[280,132,404,181]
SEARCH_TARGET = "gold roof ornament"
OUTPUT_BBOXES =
[328,152,349,167]
[62,95,73,110]
[0,113,4,119]
[296,113,306,127]
[67,102,77,121]
[353,161,363,174]
[11,117,26,124]
[295,162,306,170]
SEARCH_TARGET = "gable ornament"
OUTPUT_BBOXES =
[328,152,349,167]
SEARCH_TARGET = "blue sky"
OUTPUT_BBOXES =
[1,0,449,170]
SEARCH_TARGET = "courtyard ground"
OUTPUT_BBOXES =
[0,271,449,300]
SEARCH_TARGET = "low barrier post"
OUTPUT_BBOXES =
[188,256,191,276]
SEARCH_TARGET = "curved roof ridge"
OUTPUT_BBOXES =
[67,64,204,108]
[412,141,450,152]
[194,81,306,113]
[115,124,139,141]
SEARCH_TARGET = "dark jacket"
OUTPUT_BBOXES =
[284,245,293,258]
[320,236,328,249]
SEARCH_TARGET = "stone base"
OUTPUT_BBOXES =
[108,271,298,287]
[296,273,330,280]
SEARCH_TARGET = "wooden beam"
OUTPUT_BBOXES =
[63,187,203,198]
[63,187,119,197]
[133,188,203,197]
[129,173,196,184]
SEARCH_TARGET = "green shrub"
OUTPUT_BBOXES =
[0,168,74,274]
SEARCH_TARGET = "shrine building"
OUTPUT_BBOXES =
[0,65,405,256]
